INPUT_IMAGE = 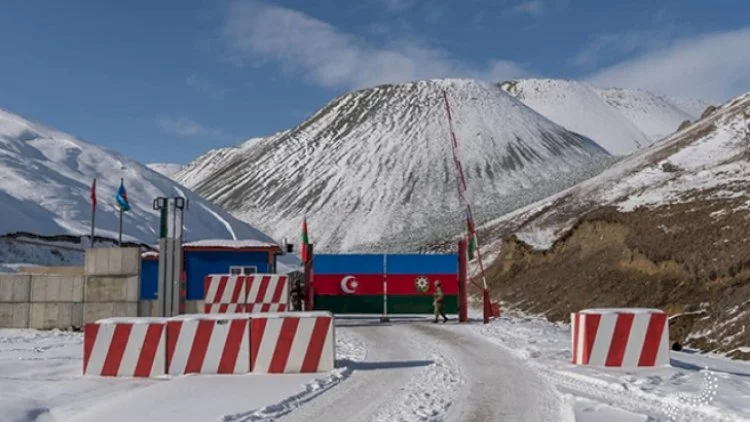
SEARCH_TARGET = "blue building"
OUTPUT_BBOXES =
[140,240,283,301]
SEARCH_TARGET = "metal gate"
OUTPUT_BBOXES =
[310,253,462,314]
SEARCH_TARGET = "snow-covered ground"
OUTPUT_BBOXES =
[469,309,750,421]
[2,311,748,421]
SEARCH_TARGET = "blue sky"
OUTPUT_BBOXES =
[0,0,748,165]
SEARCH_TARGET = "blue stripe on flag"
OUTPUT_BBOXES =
[314,254,385,275]
[385,254,458,275]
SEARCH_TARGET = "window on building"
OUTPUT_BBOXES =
[229,265,257,275]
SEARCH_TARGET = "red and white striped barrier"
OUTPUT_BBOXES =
[250,311,334,373]
[83,317,167,377]
[166,314,251,375]
[571,308,670,368]
[203,275,247,313]
[246,274,289,313]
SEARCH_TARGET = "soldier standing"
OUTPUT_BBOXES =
[433,280,448,323]
[290,278,304,311]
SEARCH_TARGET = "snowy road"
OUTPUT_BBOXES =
[278,317,574,422]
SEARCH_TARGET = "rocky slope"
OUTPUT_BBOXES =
[175,79,615,251]
[472,91,750,358]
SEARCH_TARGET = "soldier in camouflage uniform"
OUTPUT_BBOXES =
[433,280,448,323]
[290,278,304,311]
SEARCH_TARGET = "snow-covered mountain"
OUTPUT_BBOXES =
[0,107,277,246]
[499,79,711,155]
[147,163,184,178]
[175,79,614,252]
[471,91,750,357]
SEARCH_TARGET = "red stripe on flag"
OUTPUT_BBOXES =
[583,313,601,365]
[639,313,667,366]
[166,321,181,370]
[185,320,214,373]
[269,318,299,373]
[301,317,330,372]
[90,178,96,209]
[250,318,267,370]
[218,319,247,373]
[134,324,163,377]
[605,313,634,367]
[278,304,287,312]
[83,324,99,373]
[101,324,132,376]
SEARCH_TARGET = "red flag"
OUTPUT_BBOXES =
[301,217,310,263]
[90,178,96,210]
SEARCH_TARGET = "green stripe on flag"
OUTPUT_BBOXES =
[313,295,458,314]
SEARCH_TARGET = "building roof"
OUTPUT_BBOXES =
[141,239,283,257]
[183,239,280,249]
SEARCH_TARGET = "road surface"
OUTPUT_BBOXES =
[278,316,574,422]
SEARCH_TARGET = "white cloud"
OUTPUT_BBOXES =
[586,27,750,101]
[222,0,528,90]
[185,74,225,99]
[156,116,225,138]
[507,0,545,17]
[572,31,655,68]
[571,10,680,68]
[380,0,416,12]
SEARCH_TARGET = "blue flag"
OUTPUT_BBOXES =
[116,178,130,211]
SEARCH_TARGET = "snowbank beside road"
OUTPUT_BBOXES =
[471,309,750,421]
[0,327,367,422]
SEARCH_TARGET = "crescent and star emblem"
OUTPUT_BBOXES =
[340,275,358,294]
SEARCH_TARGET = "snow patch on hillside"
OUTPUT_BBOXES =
[0,107,275,246]
[177,78,612,252]
[501,79,710,155]
[147,163,184,178]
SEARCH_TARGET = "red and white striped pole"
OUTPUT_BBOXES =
[442,90,494,323]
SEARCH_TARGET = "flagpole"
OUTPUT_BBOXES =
[118,206,123,246]
[90,178,96,248]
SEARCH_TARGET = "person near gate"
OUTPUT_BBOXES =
[290,278,304,311]
[433,280,448,323]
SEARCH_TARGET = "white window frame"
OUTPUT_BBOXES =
[229,265,257,275]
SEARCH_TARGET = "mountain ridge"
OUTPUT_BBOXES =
[470,90,750,358]
[175,78,615,251]
[499,78,711,155]
[0,107,277,246]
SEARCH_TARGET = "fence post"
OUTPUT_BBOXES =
[483,289,491,324]
[380,253,389,323]
[458,240,468,323]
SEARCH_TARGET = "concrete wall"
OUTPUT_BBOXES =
[0,275,31,328]
[29,275,84,329]
[17,266,85,275]
[0,247,142,329]
[84,247,140,324]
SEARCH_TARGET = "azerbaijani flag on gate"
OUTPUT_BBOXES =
[312,254,459,314]
[301,217,311,263]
